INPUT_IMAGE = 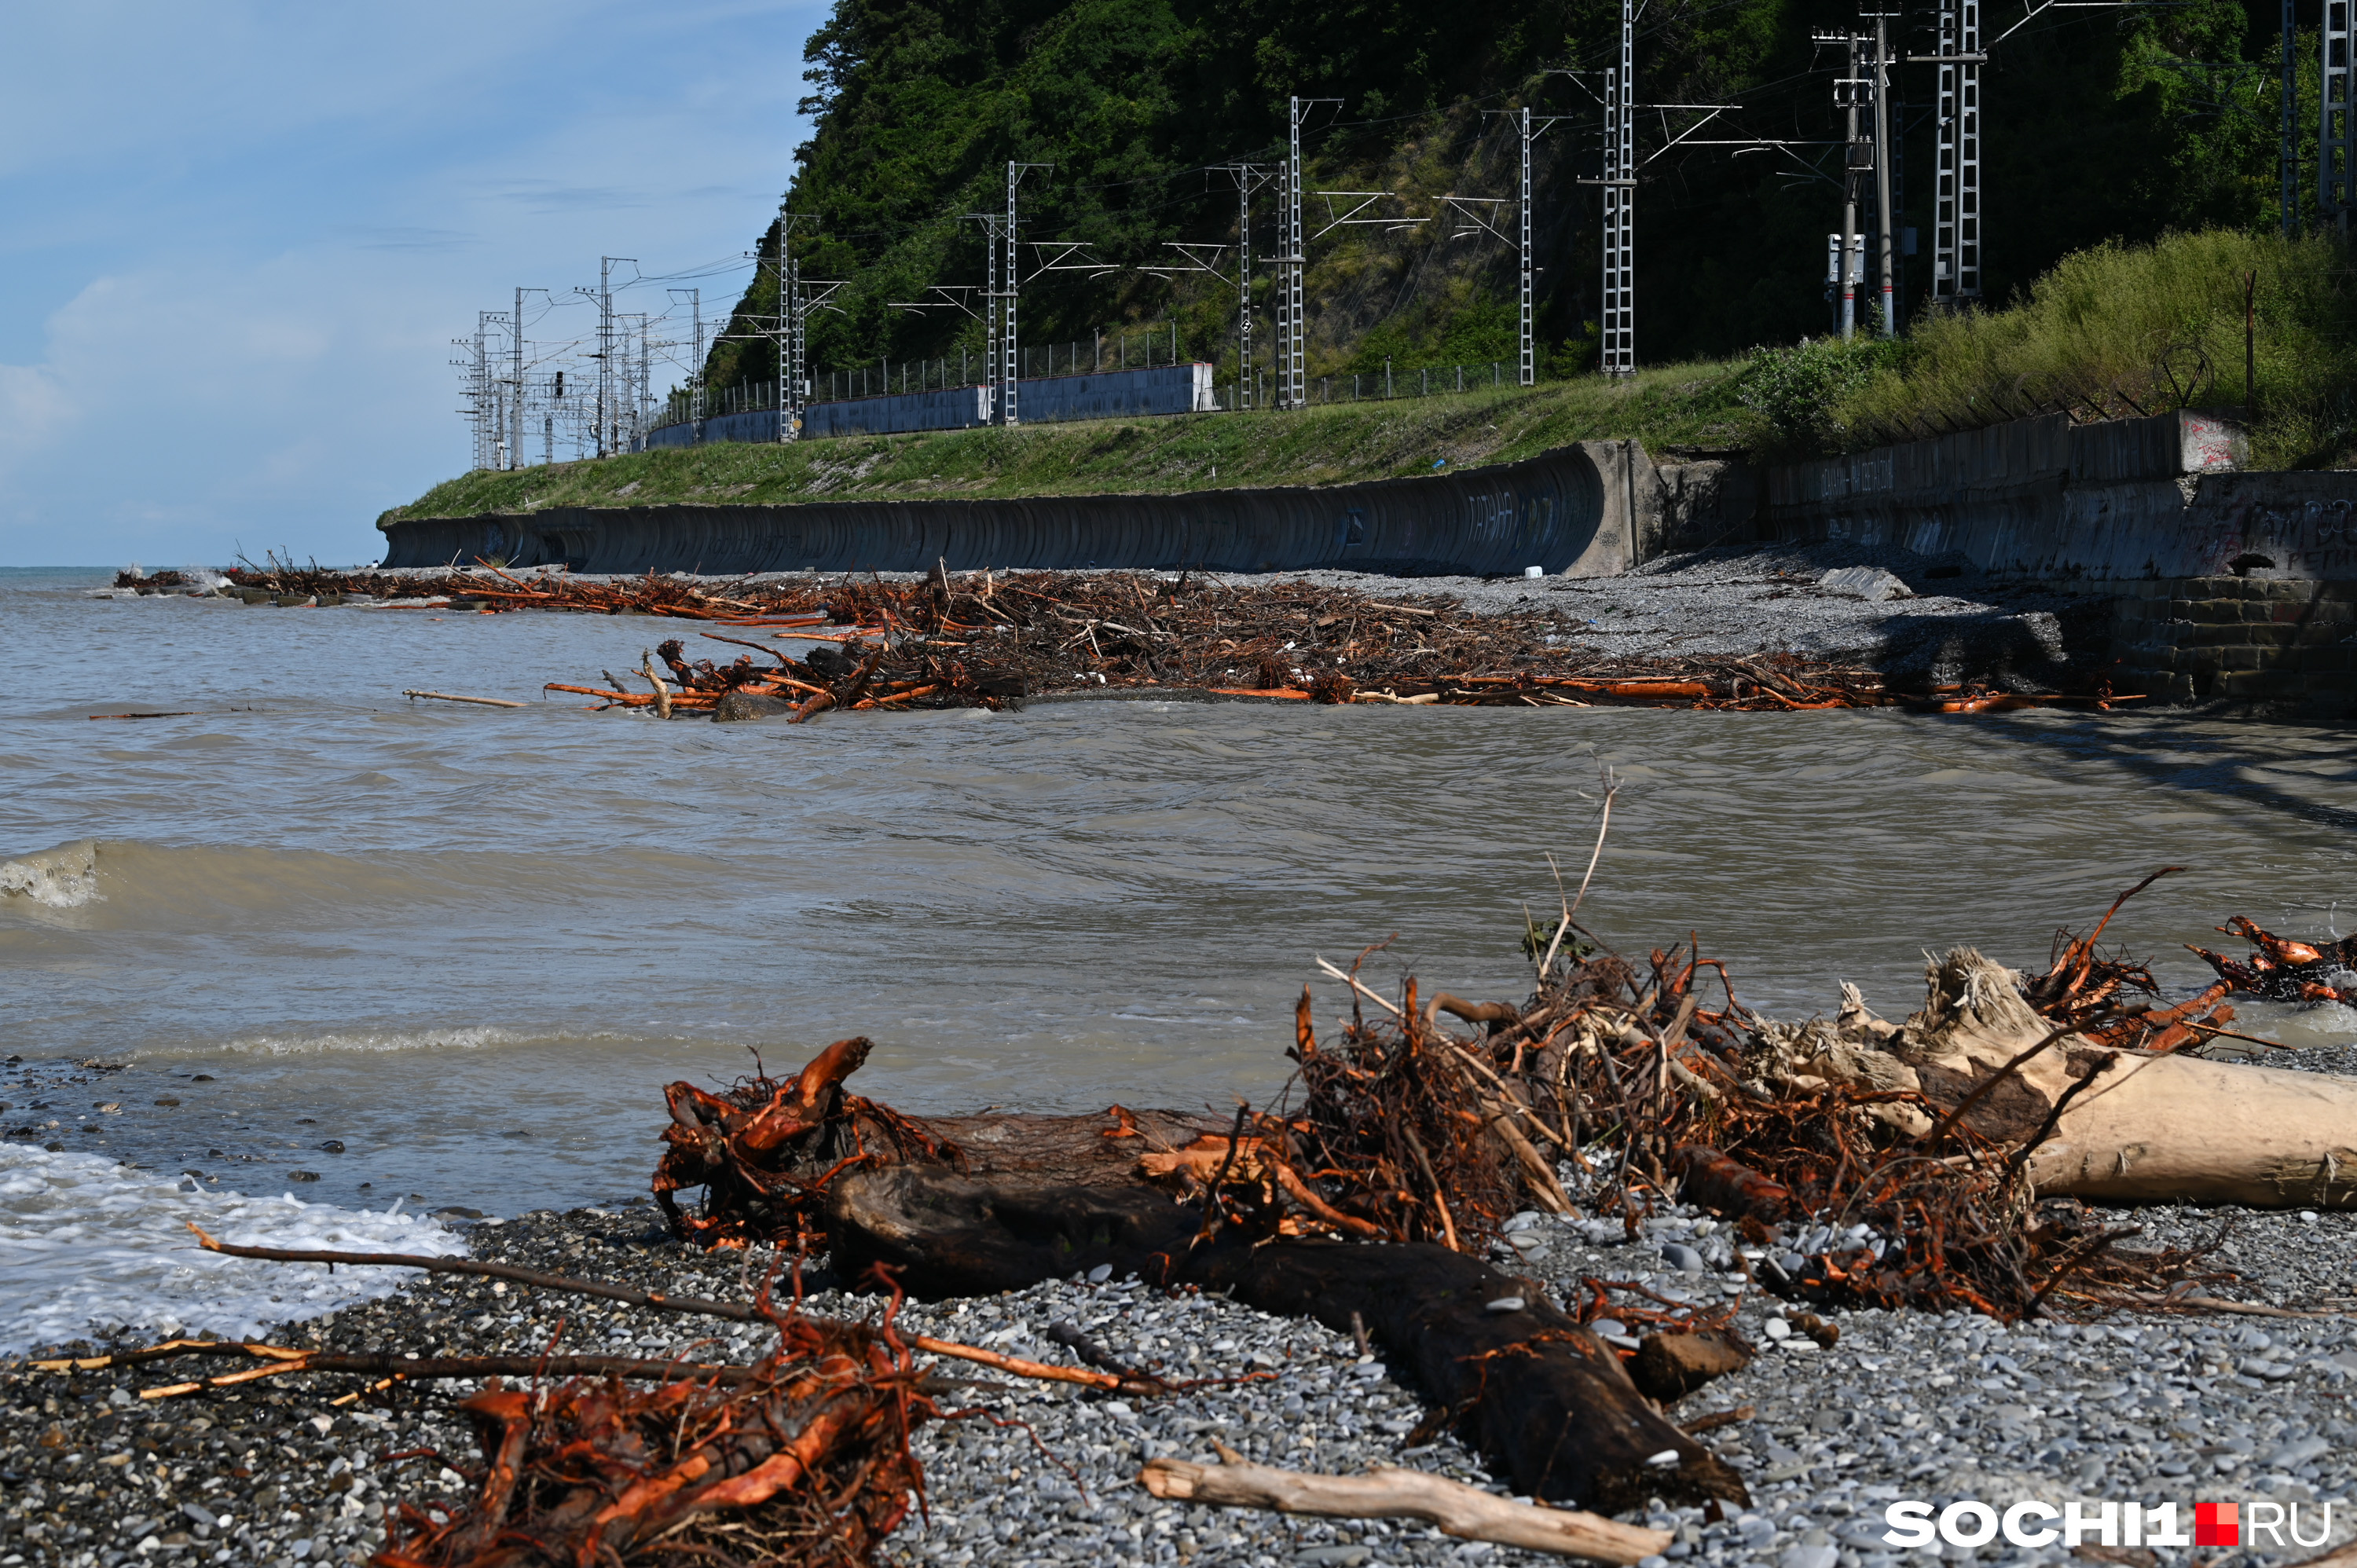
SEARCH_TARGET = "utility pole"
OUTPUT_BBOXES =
[507,289,544,471]
[599,259,616,457]
[1507,97,1574,384]
[634,313,651,448]
[963,210,1008,416]
[1928,0,1981,306]
[1872,17,1896,335]
[773,201,800,441]
[508,291,523,471]
[471,315,493,470]
[1234,166,1260,408]
[1842,35,1861,339]
[2326,0,2354,232]
[577,257,634,458]
[2283,0,2299,235]
[1457,97,1568,387]
[671,288,705,441]
[1820,31,1870,339]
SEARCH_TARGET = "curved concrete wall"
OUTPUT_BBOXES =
[379,441,1646,578]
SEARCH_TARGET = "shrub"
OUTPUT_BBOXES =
[1736,335,1911,457]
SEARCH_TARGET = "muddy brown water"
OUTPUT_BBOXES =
[7,567,2357,1214]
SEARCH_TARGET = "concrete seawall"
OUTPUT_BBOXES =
[1759,409,2357,580]
[1764,409,2357,716]
[379,440,1680,578]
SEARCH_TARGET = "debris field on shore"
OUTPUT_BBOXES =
[185,560,2126,716]
[6,886,2355,1568]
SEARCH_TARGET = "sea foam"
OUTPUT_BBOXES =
[0,839,101,910]
[0,1145,466,1353]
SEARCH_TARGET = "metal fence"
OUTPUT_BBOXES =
[647,352,1526,442]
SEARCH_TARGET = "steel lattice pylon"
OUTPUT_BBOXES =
[1933,0,1981,305]
[1003,164,1022,424]
[1281,97,1307,409]
[1518,107,1536,387]
[1600,61,1635,375]
[776,206,799,443]
[984,216,1003,421]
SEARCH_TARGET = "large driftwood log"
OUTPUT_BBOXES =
[827,1165,1748,1514]
[1141,1446,1673,1562]
[1783,948,2357,1208]
[2020,1052,2357,1207]
[929,1107,1230,1185]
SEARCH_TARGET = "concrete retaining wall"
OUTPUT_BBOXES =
[1764,410,2357,713]
[1757,409,2357,581]
[1769,410,2246,513]
[379,440,1652,578]
[637,365,1215,450]
[2049,577,2357,718]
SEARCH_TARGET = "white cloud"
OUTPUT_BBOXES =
[0,362,75,465]
[0,0,826,566]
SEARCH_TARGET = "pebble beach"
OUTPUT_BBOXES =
[8,1134,2357,1568]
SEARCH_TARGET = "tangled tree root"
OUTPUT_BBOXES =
[376,1303,935,1568]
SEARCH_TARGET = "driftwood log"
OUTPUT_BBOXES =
[1780,947,2357,1208]
[928,1106,1230,1185]
[825,1164,1747,1514]
[1140,1446,1673,1562]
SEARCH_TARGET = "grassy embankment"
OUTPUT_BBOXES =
[1813,229,2357,470]
[386,232,2357,524]
[381,363,1754,522]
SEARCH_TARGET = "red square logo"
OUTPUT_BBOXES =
[2196,1503,2239,1548]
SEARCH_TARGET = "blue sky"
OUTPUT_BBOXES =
[0,1,826,568]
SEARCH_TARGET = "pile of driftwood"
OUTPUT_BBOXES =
[27,1242,1047,1568]
[209,560,2121,715]
[27,1218,1673,1567]
[522,566,2118,719]
[641,872,2357,1538]
[371,1312,931,1568]
[2191,914,2357,1006]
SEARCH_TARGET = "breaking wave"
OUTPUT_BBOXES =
[0,839,102,910]
[0,836,733,932]
[0,1145,465,1352]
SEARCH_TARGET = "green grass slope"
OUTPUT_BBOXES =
[383,362,1751,522]
[1835,230,2357,471]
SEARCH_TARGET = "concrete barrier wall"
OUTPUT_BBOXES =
[636,365,1214,450]
[1763,410,2357,580]
[379,440,1649,579]
[1767,410,2246,510]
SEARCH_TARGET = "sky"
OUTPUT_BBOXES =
[0,1,826,569]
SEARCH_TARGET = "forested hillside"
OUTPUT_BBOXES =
[699,0,2305,400]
